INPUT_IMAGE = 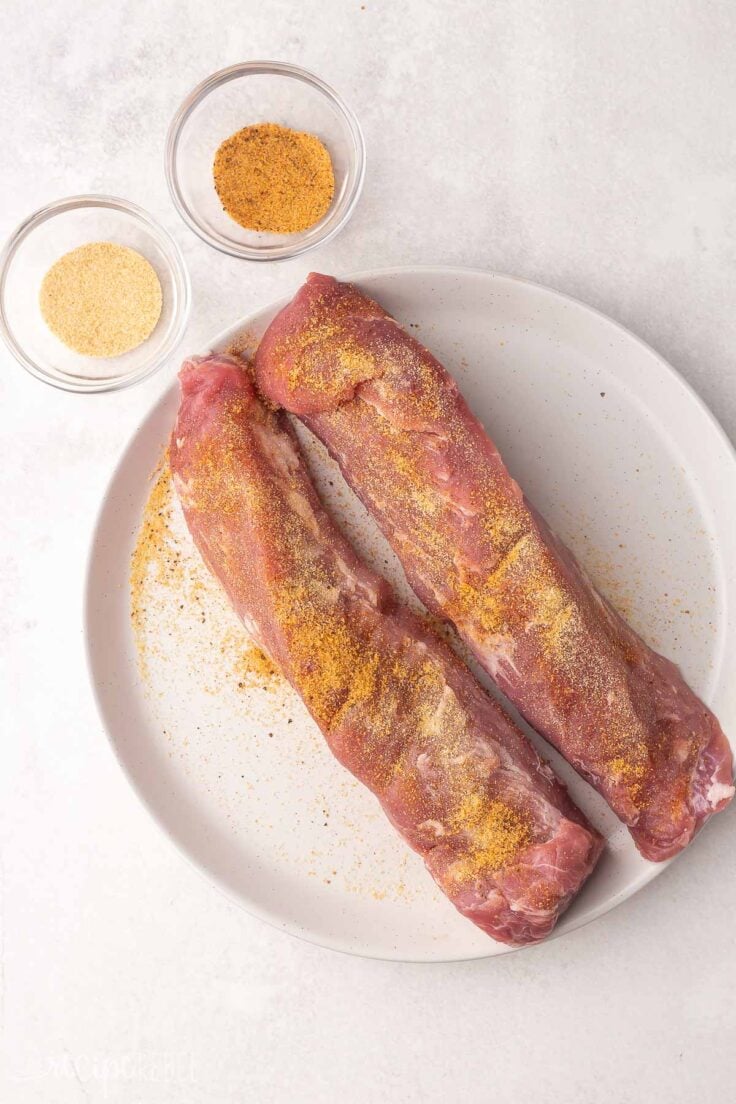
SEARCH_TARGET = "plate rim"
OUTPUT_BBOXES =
[83,264,736,962]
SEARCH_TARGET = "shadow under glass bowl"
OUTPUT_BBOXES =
[165,61,366,262]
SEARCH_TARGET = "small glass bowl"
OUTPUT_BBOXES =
[165,61,366,261]
[0,196,191,393]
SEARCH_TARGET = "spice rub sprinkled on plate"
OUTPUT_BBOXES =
[130,449,280,693]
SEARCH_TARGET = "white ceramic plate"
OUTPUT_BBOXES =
[85,267,736,961]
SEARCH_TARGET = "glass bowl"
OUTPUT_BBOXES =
[0,196,191,393]
[165,61,366,261]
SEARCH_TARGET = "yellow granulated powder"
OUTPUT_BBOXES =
[449,793,531,881]
[213,122,335,234]
[40,241,162,357]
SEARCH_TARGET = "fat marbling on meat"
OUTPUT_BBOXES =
[170,354,602,946]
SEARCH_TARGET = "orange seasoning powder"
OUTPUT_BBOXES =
[213,122,335,234]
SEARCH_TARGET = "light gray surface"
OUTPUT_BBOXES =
[1,1,735,1101]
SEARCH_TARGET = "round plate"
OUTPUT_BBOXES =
[85,267,736,961]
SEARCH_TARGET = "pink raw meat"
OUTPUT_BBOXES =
[170,354,602,946]
[254,273,734,861]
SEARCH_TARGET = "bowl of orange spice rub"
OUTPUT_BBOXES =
[165,61,366,261]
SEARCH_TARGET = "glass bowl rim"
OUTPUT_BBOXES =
[164,60,367,262]
[0,193,192,393]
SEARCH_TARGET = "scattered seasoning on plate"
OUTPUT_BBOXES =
[213,122,335,234]
[39,241,162,357]
[130,450,281,693]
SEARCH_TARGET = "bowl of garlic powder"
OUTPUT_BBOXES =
[0,195,190,392]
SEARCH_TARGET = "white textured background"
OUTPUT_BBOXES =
[2,1,735,1101]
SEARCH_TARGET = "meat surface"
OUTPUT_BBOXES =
[171,354,602,946]
[254,273,734,861]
